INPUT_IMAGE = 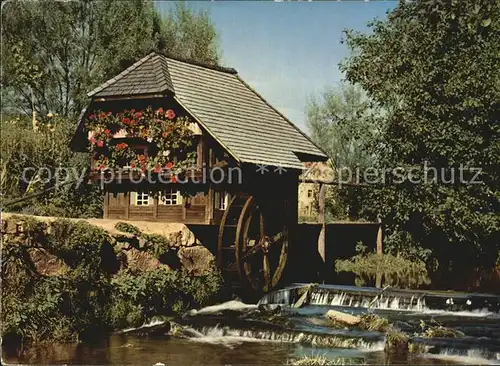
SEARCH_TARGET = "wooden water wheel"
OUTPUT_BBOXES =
[217,194,289,294]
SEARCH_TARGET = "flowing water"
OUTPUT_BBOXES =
[3,284,500,365]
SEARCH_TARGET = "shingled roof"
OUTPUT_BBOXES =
[86,51,327,169]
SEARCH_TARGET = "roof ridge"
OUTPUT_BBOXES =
[152,53,175,93]
[87,52,156,97]
[234,75,329,159]
[152,50,238,75]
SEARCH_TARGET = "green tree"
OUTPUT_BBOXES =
[306,83,382,219]
[160,2,220,64]
[1,0,220,118]
[1,0,221,218]
[306,83,381,172]
[1,116,102,218]
[340,0,500,288]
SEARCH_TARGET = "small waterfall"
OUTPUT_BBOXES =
[309,290,428,311]
[261,284,500,315]
[429,348,500,365]
[186,324,384,350]
[121,319,166,333]
[258,286,301,305]
[185,300,258,316]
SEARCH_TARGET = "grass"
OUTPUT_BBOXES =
[358,313,390,332]
[385,328,409,353]
[288,355,366,365]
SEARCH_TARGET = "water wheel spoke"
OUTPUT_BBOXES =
[259,210,265,238]
[268,231,285,246]
[242,241,264,260]
[263,253,271,291]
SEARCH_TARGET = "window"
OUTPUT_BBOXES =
[215,191,229,210]
[134,191,152,206]
[159,189,181,205]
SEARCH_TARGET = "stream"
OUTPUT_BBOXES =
[3,284,500,365]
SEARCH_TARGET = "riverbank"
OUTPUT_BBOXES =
[1,214,227,344]
[3,295,500,365]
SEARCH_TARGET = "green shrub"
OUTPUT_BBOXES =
[109,265,223,323]
[1,216,224,343]
[114,222,142,236]
[335,245,430,288]
[142,233,172,259]
[107,298,145,329]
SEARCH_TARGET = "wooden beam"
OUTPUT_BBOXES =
[94,93,167,102]
[318,183,326,265]
[124,192,130,220]
[376,219,383,255]
[153,195,158,220]
[103,192,109,219]
[375,216,383,288]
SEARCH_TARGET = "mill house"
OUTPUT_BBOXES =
[72,51,327,292]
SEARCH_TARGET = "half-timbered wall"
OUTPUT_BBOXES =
[105,188,209,224]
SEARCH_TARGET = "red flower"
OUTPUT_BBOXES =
[99,112,107,118]
[130,163,136,169]
[131,119,137,125]
[89,137,96,145]
[170,175,177,183]
[156,107,164,114]
[89,114,95,119]
[135,112,142,119]
[165,162,173,170]
[138,154,146,162]
[97,140,104,147]
[165,109,176,120]
[154,164,161,173]
[99,165,106,170]
[162,131,168,138]
[116,142,128,150]
[123,117,131,125]
[104,129,111,135]
[131,109,136,113]
[107,111,112,116]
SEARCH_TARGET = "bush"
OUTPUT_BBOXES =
[47,219,112,276]
[113,223,173,260]
[2,117,102,218]
[335,245,430,288]
[109,265,224,323]
[1,216,224,344]
[142,233,172,259]
[114,222,142,236]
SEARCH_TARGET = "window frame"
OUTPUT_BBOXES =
[159,188,182,206]
[133,191,153,206]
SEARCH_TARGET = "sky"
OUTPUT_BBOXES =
[156,1,396,132]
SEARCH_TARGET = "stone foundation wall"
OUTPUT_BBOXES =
[1,213,215,277]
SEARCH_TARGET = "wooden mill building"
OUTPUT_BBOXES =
[72,51,327,293]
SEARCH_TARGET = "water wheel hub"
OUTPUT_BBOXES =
[217,194,289,295]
